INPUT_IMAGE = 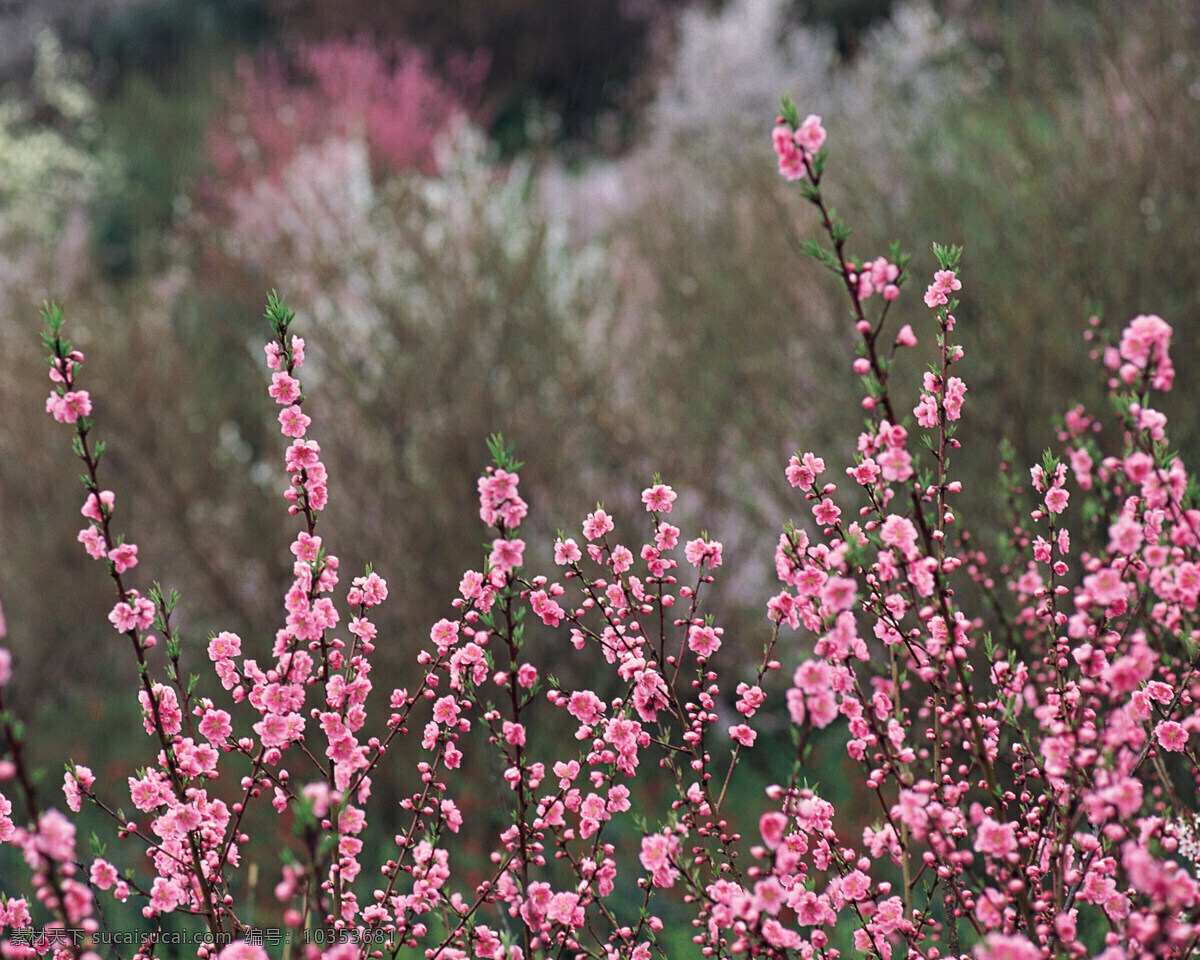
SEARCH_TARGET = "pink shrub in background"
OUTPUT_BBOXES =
[204,36,486,196]
[3,101,1200,960]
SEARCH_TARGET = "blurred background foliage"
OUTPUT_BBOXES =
[1,0,1199,941]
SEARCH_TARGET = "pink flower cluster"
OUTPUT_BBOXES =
[848,257,901,302]
[772,113,827,181]
[6,116,1200,960]
[1105,313,1176,391]
[266,335,330,514]
[923,268,962,308]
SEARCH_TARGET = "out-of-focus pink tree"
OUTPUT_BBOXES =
[201,36,486,210]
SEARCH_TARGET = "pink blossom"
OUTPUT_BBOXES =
[278,404,311,438]
[943,376,967,420]
[688,624,722,658]
[974,934,1040,960]
[735,683,766,716]
[1119,314,1174,388]
[81,489,115,521]
[268,372,301,404]
[729,724,757,746]
[432,695,459,726]
[546,891,582,926]
[107,542,138,573]
[813,497,841,525]
[641,483,677,513]
[567,690,604,725]
[199,708,233,742]
[583,508,615,540]
[62,765,94,813]
[217,943,269,960]
[430,618,459,651]
[284,438,320,471]
[1045,485,1069,514]
[554,538,581,564]
[914,392,939,427]
[684,537,723,569]
[45,389,92,423]
[773,125,808,180]
[974,816,1018,857]
[77,526,106,559]
[489,537,525,574]
[656,522,680,550]
[759,811,788,849]
[923,269,961,309]
[786,452,825,488]
[795,114,827,153]
[89,858,118,890]
[441,798,463,833]
[878,446,913,482]
[149,876,184,913]
[639,831,681,887]
[879,515,919,559]
[207,630,242,660]
[1155,720,1188,752]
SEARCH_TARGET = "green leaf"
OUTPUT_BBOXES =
[778,95,800,130]
[811,145,828,176]
[264,290,294,338]
[40,301,65,335]
[485,433,524,472]
[931,242,964,271]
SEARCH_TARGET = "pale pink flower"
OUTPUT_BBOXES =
[795,114,827,154]
[278,404,311,438]
[974,816,1018,857]
[943,376,967,420]
[81,490,115,521]
[639,831,680,888]
[684,537,723,569]
[641,483,677,513]
[974,933,1040,960]
[207,630,242,660]
[688,624,722,658]
[107,542,138,574]
[268,372,301,404]
[89,858,118,890]
[880,515,919,559]
[489,537,525,574]
[583,508,615,540]
[554,538,581,564]
[813,498,841,525]
[914,392,939,427]
[77,526,106,559]
[1045,486,1069,514]
[1155,720,1188,752]
[217,943,269,960]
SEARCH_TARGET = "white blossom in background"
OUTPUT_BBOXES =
[0,28,120,315]
[218,120,610,408]
[542,0,983,236]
